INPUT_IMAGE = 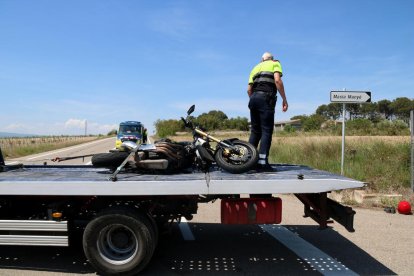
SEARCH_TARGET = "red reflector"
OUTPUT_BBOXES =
[221,197,282,225]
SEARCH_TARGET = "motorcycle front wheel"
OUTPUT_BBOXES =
[214,140,258,174]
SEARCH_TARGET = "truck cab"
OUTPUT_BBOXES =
[115,121,144,149]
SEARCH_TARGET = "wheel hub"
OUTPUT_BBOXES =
[97,224,139,265]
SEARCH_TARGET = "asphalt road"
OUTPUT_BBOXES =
[1,138,413,275]
[5,137,117,166]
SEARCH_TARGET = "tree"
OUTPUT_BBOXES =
[390,97,414,122]
[377,99,392,119]
[302,114,326,131]
[155,119,183,137]
[326,103,342,120]
[107,129,117,136]
[196,110,228,130]
[224,117,249,131]
[346,103,361,120]
[316,104,329,119]
[360,102,379,121]
[290,114,308,122]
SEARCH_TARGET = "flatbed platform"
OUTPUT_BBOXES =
[0,164,364,196]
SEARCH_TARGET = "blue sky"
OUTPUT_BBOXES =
[0,0,413,135]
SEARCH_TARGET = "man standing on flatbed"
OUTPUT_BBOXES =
[247,52,288,170]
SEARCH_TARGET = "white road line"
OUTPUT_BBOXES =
[261,225,358,276]
[178,217,195,241]
[25,138,114,161]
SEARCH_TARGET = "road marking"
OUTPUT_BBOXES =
[261,225,358,275]
[178,217,195,241]
[25,138,115,161]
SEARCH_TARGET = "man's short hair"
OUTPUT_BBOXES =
[262,52,274,61]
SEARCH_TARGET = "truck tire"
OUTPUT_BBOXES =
[83,210,156,275]
[91,152,130,169]
[215,140,259,174]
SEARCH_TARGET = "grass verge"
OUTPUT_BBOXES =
[0,136,102,159]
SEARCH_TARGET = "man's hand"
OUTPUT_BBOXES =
[282,100,288,112]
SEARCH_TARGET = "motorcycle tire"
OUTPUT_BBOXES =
[214,140,258,174]
[91,152,130,168]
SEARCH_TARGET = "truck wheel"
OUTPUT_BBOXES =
[83,211,155,275]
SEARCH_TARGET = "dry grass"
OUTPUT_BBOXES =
[167,132,412,194]
[0,136,100,158]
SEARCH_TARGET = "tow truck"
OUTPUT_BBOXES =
[0,146,364,275]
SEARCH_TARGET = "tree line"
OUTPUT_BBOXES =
[155,110,249,137]
[314,97,413,122]
[155,97,413,137]
[289,97,413,134]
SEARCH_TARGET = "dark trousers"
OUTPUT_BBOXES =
[248,92,275,164]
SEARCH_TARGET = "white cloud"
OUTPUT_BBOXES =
[63,119,118,135]
[0,120,118,136]
[65,119,86,129]
[4,123,27,131]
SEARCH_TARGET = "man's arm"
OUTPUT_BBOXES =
[274,72,288,112]
[247,84,253,97]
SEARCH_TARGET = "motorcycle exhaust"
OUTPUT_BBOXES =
[136,159,169,170]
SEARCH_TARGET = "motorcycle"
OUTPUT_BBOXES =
[180,104,258,174]
[91,105,258,179]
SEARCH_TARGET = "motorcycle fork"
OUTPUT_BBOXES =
[194,128,233,148]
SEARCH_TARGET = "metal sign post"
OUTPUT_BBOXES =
[330,90,372,175]
[341,103,346,175]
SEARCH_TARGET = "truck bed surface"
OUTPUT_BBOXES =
[0,164,364,196]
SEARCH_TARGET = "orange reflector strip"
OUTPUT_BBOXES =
[52,212,62,218]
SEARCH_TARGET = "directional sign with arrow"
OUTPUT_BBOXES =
[330,91,371,103]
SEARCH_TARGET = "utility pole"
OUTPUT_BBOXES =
[85,120,88,136]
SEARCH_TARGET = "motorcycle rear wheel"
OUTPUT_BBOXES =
[215,140,258,174]
[92,152,130,169]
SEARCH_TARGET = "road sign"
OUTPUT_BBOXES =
[330,91,371,103]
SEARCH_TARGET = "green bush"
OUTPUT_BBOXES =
[155,119,183,138]
[224,117,249,131]
[376,120,409,135]
[107,129,117,136]
[302,114,325,131]
[155,110,250,137]
[283,124,296,133]
[347,119,373,135]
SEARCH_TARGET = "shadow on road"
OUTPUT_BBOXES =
[0,223,395,275]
